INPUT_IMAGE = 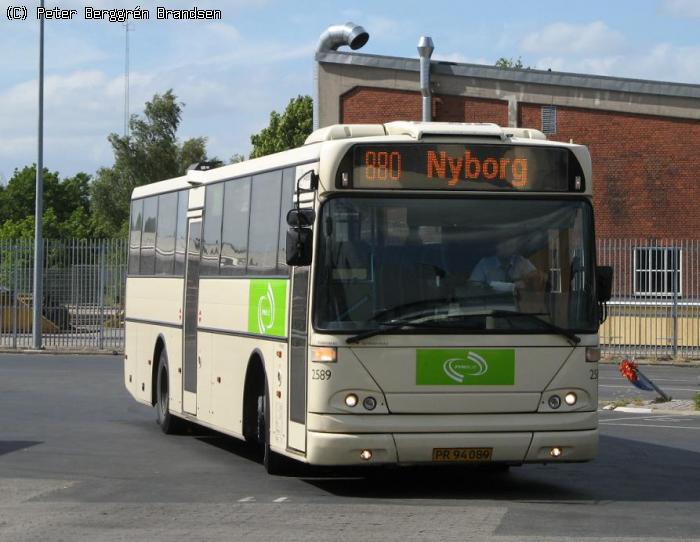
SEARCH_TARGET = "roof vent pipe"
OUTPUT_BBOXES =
[417,36,434,122]
[314,22,369,130]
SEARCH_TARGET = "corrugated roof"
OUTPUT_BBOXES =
[317,51,700,100]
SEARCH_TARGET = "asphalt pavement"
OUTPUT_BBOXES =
[1,354,699,541]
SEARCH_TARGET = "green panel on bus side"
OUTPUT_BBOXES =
[248,279,288,337]
[416,349,515,385]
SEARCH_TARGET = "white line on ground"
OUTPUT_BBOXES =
[601,422,700,430]
[600,416,657,422]
[600,378,697,383]
[599,384,699,391]
[238,497,255,503]
[273,497,288,503]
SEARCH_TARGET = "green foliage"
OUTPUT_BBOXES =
[91,90,212,237]
[694,392,700,411]
[495,57,525,69]
[250,95,312,159]
[0,166,95,239]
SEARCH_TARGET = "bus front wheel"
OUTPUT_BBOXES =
[256,382,289,475]
[156,348,183,435]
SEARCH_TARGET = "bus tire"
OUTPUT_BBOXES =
[156,348,183,435]
[258,381,288,475]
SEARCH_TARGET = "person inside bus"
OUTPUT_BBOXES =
[469,236,539,294]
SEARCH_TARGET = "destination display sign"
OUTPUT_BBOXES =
[341,143,583,192]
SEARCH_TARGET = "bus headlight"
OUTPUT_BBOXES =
[345,393,358,407]
[565,392,578,406]
[311,347,337,363]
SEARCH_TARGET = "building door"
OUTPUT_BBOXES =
[182,218,201,416]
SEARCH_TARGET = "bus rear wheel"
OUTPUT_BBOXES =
[156,348,183,435]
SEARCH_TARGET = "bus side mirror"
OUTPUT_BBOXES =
[596,266,613,303]
[286,228,313,266]
[286,209,315,266]
[286,209,315,227]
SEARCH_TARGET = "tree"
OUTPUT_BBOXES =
[91,90,213,237]
[495,57,525,69]
[0,165,96,239]
[250,95,312,159]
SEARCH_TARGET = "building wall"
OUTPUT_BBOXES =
[519,104,700,240]
[340,88,700,240]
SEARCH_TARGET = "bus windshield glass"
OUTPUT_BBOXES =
[314,197,596,334]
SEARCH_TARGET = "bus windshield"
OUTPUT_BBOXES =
[314,197,596,334]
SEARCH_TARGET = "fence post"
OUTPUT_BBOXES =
[672,245,679,358]
[98,240,106,350]
[11,244,18,349]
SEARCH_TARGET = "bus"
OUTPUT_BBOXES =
[124,121,612,473]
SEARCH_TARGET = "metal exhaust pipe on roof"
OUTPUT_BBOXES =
[314,22,369,130]
[417,36,434,122]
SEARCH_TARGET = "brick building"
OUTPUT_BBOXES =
[316,50,700,241]
[316,50,700,353]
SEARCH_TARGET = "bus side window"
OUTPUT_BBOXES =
[248,170,282,276]
[155,192,177,276]
[220,178,251,276]
[174,190,189,276]
[140,196,158,275]
[128,199,143,275]
[277,167,295,274]
[202,183,224,275]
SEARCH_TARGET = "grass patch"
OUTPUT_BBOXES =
[693,393,700,411]
[606,397,646,409]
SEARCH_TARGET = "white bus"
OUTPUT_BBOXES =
[124,121,612,473]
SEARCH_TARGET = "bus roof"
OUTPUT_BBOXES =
[131,122,588,200]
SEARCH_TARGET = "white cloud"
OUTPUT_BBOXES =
[0,48,310,178]
[532,42,700,83]
[521,21,624,55]
[661,0,700,18]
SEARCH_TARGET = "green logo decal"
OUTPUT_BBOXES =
[248,279,288,337]
[416,349,515,385]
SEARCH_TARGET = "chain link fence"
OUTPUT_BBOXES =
[598,239,700,359]
[0,239,127,351]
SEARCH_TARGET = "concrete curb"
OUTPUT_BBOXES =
[613,406,653,413]
[0,349,121,356]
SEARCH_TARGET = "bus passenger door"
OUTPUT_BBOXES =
[182,217,201,416]
[287,267,309,452]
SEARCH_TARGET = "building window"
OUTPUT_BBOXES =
[541,105,556,135]
[633,247,682,296]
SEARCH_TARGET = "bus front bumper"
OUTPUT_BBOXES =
[304,412,598,465]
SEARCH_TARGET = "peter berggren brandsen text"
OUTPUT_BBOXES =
[35,6,223,22]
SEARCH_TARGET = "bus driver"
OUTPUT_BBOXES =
[469,237,540,295]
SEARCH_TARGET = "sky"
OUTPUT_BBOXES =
[1,0,699,183]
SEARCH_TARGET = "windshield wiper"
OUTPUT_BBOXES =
[489,310,581,346]
[345,318,474,344]
[345,310,581,346]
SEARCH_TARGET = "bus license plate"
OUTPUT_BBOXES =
[432,447,493,462]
